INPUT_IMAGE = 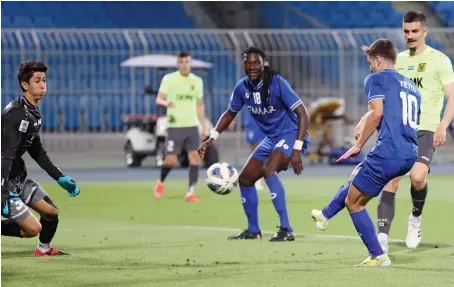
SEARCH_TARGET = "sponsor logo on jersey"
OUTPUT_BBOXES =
[176,94,194,101]
[248,105,276,115]
[18,120,29,133]
[408,65,415,71]
[411,77,423,89]
[418,63,426,72]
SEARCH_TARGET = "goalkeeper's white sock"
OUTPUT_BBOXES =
[37,241,50,253]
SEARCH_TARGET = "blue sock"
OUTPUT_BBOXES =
[322,182,349,219]
[264,175,292,231]
[350,209,384,257]
[240,185,260,234]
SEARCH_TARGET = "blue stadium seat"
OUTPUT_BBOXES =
[34,17,53,28]
[2,16,13,28]
[2,1,195,28]
[12,16,33,28]
[428,1,454,27]
[260,1,403,29]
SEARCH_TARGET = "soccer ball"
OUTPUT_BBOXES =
[206,162,239,195]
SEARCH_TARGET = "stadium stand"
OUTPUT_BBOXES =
[428,1,454,27]
[1,1,449,131]
[261,1,404,29]
[1,1,195,28]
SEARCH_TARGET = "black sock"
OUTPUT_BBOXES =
[411,183,428,217]
[377,190,396,235]
[189,165,199,187]
[1,221,23,238]
[39,216,59,244]
[160,166,172,182]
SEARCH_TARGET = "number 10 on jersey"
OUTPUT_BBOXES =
[400,91,418,129]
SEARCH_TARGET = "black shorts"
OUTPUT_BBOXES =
[416,130,436,168]
[166,126,200,155]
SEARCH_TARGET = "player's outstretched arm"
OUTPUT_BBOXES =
[434,82,454,147]
[28,136,80,197]
[356,99,383,147]
[197,109,237,158]
[337,99,383,162]
[354,112,369,140]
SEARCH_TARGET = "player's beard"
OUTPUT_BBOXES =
[407,40,418,55]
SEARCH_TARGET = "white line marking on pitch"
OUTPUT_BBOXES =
[61,224,454,247]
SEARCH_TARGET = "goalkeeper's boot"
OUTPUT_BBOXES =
[34,247,70,256]
[311,209,328,231]
[354,254,391,267]
[269,227,295,242]
[227,230,263,240]
[185,193,200,202]
[154,181,165,199]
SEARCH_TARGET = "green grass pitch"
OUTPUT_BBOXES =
[2,176,454,286]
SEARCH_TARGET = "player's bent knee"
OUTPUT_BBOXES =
[410,164,428,189]
[344,196,355,211]
[238,177,251,187]
[238,174,254,187]
[188,151,200,165]
[164,155,177,167]
[22,222,42,238]
[410,173,426,190]
[263,167,277,179]
[45,207,59,219]
[345,198,364,213]
[383,177,400,193]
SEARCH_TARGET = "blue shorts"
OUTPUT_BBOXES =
[352,153,416,198]
[251,131,310,162]
[245,126,267,145]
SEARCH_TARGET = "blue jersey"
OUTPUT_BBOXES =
[366,69,421,159]
[229,74,303,138]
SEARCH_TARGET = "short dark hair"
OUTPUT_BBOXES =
[242,46,266,59]
[178,52,191,58]
[365,38,398,63]
[404,11,426,25]
[18,61,48,92]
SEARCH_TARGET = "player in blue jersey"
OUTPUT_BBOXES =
[311,39,421,267]
[198,46,310,241]
[244,111,267,190]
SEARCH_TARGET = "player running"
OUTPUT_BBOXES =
[311,39,421,266]
[198,46,310,241]
[1,61,81,256]
[374,11,454,252]
[154,52,207,202]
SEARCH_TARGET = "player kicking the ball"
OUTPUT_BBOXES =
[311,39,421,266]
[198,46,310,241]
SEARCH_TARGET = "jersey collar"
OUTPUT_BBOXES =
[20,96,38,110]
[247,79,263,90]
